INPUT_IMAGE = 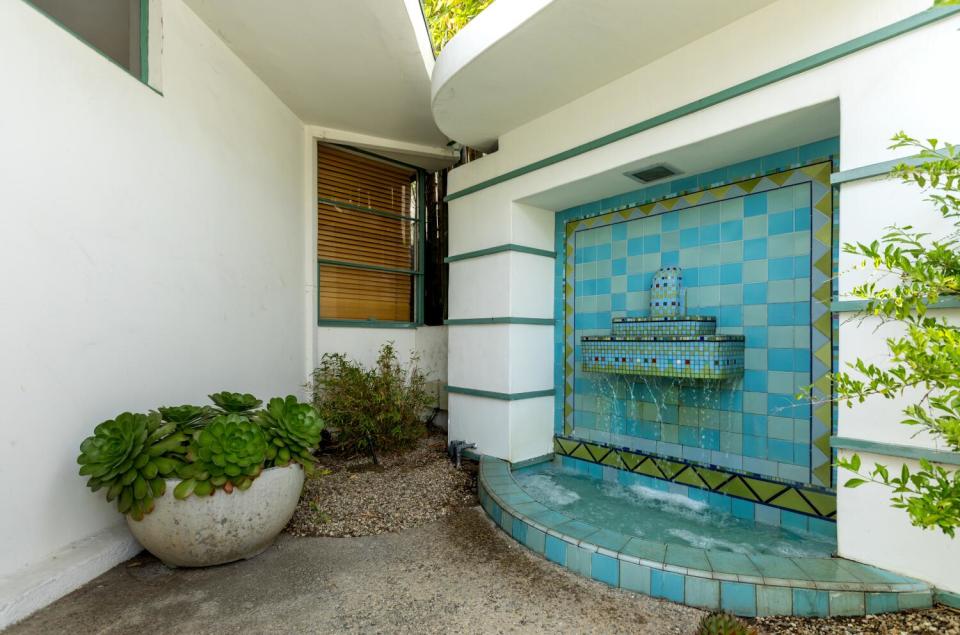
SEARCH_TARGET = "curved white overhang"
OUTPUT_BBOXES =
[431,0,777,151]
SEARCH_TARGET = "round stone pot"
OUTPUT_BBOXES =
[126,465,305,567]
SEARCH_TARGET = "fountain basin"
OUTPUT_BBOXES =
[479,455,932,617]
[581,334,744,380]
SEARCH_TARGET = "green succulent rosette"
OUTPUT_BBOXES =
[258,396,324,474]
[174,414,268,499]
[77,412,187,520]
[157,404,216,430]
[208,391,262,414]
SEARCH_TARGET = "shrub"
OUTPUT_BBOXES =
[310,343,432,464]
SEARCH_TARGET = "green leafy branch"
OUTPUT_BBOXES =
[831,133,960,536]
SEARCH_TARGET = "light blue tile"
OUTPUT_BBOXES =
[757,585,793,616]
[865,592,899,615]
[685,577,720,610]
[591,552,619,586]
[525,526,546,554]
[566,544,592,577]
[793,589,829,617]
[721,581,757,616]
[545,535,566,565]
[829,591,865,616]
[898,591,932,610]
[651,569,685,603]
[621,561,652,594]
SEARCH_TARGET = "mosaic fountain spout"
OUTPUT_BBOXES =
[580,266,744,380]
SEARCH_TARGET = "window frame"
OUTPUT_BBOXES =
[23,0,153,89]
[316,144,426,329]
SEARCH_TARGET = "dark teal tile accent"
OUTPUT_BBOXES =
[685,576,720,610]
[545,535,566,565]
[621,561,652,594]
[937,590,960,610]
[793,589,830,617]
[865,592,899,615]
[566,544,593,577]
[525,526,546,555]
[707,550,761,577]
[757,585,793,616]
[665,545,712,572]
[721,581,758,616]
[829,591,865,616]
[651,569,685,603]
[621,537,666,563]
[591,552,619,586]
[511,518,528,544]
[898,591,933,610]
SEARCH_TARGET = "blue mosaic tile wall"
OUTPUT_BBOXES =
[554,139,839,489]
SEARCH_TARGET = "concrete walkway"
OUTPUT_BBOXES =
[8,508,703,634]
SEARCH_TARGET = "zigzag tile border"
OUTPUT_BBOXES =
[560,161,835,488]
[553,435,836,520]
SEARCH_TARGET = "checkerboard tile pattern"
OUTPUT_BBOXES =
[556,142,837,491]
[581,334,744,379]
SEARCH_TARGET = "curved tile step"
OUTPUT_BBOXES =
[479,456,932,617]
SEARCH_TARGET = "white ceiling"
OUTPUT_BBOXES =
[185,0,449,148]
[520,101,840,212]
[432,0,778,150]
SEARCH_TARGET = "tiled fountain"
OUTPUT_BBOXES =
[580,267,745,380]
[475,157,935,616]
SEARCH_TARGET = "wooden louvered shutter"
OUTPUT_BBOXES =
[317,144,418,322]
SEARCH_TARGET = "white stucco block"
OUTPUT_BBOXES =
[448,393,511,459]
[508,397,555,463]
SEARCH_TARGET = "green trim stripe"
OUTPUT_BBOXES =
[139,0,148,84]
[317,258,420,276]
[447,386,555,401]
[445,243,556,263]
[445,7,960,202]
[316,319,418,329]
[318,196,419,223]
[831,436,960,466]
[831,296,960,312]
[445,317,553,325]
[830,155,927,185]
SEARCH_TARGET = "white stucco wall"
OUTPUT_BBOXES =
[442,0,960,592]
[0,0,307,621]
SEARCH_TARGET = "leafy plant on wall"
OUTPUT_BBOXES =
[423,0,495,54]
[832,133,960,537]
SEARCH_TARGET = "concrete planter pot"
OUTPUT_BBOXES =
[126,465,305,567]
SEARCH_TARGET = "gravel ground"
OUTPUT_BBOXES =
[8,508,703,635]
[753,607,960,634]
[286,431,477,537]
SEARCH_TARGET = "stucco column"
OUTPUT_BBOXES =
[445,194,555,462]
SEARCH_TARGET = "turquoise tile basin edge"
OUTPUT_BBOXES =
[478,455,932,617]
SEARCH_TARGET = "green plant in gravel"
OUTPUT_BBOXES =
[826,133,960,537]
[77,412,187,520]
[209,391,263,414]
[174,414,269,499]
[310,342,432,464]
[258,395,324,474]
[695,613,757,635]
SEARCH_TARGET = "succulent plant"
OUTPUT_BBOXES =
[175,414,268,499]
[77,412,187,520]
[157,404,215,429]
[258,396,324,474]
[209,391,262,414]
[695,613,758,635]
